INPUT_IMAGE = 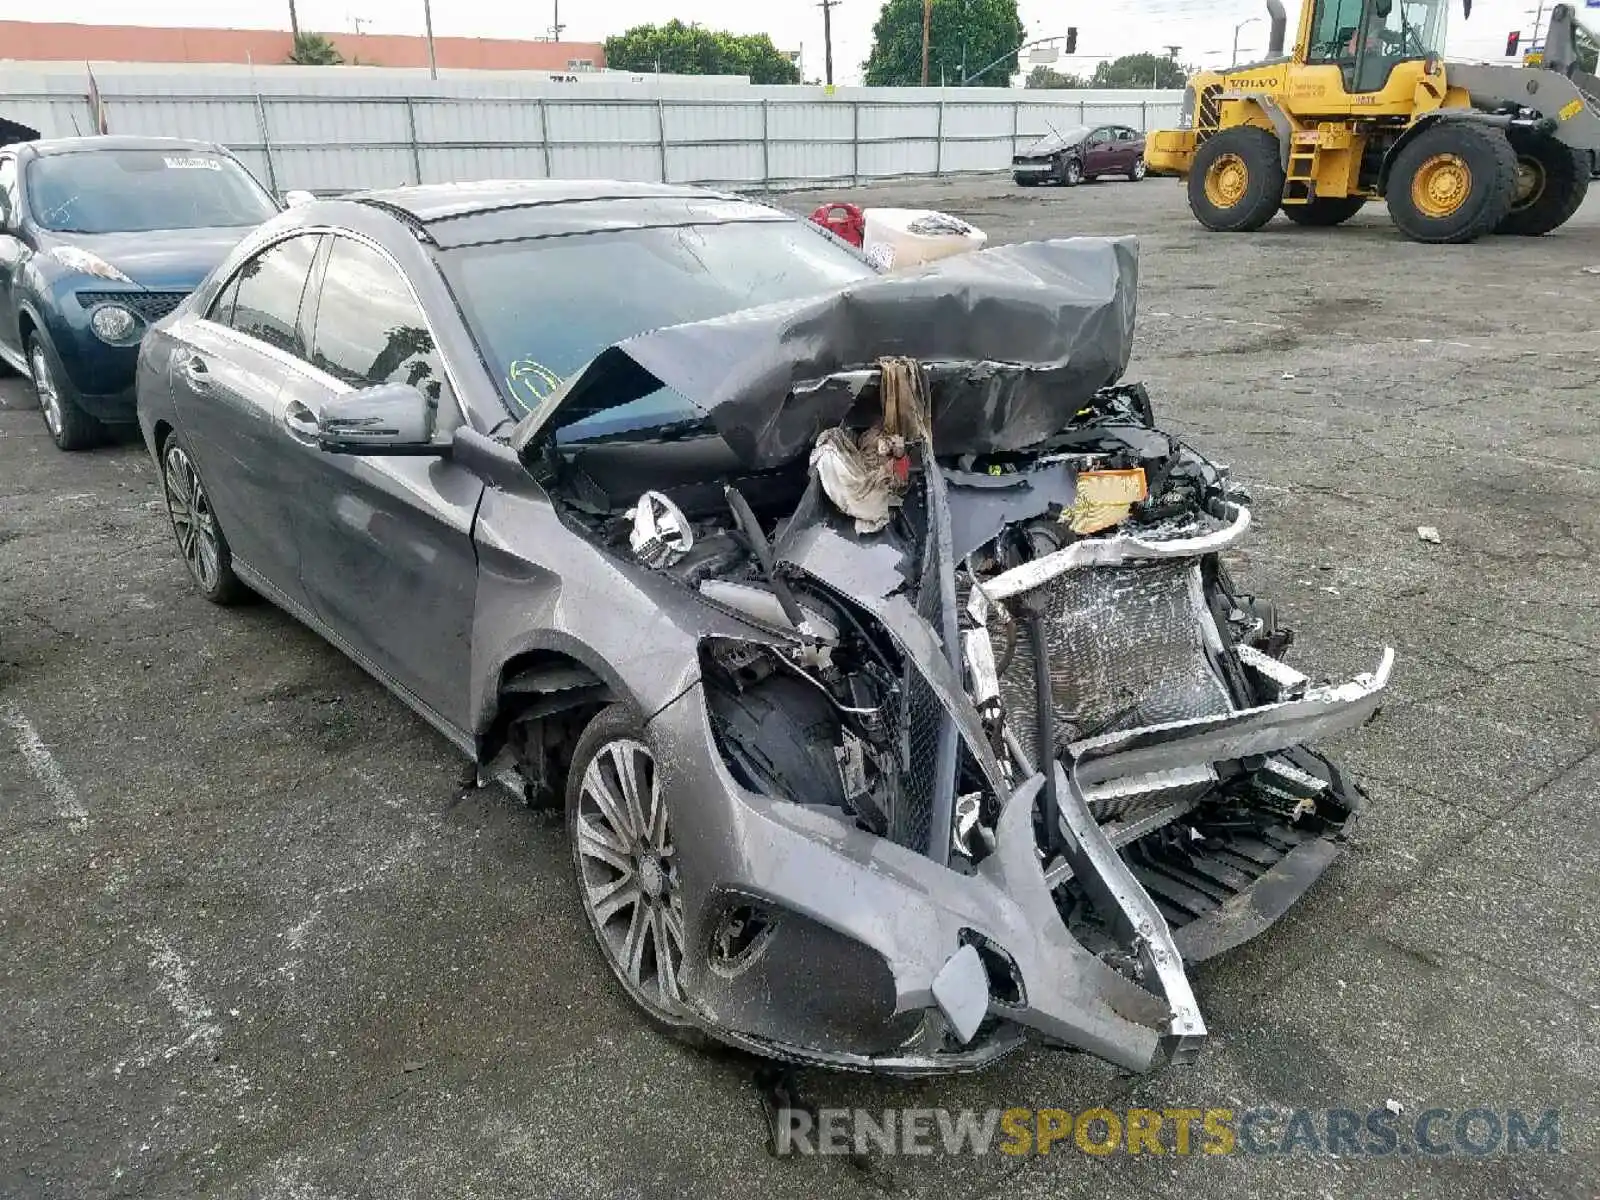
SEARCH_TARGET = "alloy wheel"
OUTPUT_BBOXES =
[163,443,222,592]
[30,342,62,438]
[1132,157,1148,181]
[575,738,686,1018]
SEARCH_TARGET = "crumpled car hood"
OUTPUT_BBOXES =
[513,237,1138,470]
[1017,128,1089,155]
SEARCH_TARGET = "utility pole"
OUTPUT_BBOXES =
[921,0,932,85]
[550,0,565,41]
[288,0,301,39]
[1162,43,1181,88]
[423,0,437,79]
[819,0,838,85]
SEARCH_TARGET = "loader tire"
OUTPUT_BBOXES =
[1385,123,1517,244]
[1496,131,1589,236]
[1281,196,1367,226]
[1188,126,1285,232]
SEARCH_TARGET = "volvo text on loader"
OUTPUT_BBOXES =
[1144,0,1600,242]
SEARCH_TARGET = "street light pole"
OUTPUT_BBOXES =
[423,0,438,79]
[1232,17,1262,66]
[963,34,1066,86]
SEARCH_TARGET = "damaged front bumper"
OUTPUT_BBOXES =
[648,649,1390,1075]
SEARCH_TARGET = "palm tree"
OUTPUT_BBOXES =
[287,33,344,65]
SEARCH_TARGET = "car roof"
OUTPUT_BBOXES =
[25,135,225,157]
[354,179,735,224]
[322,179,791,249]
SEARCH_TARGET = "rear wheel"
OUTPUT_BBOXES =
[1385,122,1517,244]
[1130,157,1148,181]
[1496,131,1589,236]
[1281,196,1367,226]
[1187,126,1285,232]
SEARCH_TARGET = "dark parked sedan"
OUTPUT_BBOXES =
[137,181,1390,1075]
[0,135,278,449]
[1012,124,1148,187]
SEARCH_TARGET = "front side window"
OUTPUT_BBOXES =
[223,235,319,358]
[311,237,447,406]
[25,148,277,235]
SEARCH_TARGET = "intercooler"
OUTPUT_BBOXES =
[997,559,1236,824]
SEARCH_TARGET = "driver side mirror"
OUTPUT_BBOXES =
[316,382,443,455]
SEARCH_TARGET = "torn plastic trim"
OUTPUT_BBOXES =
[971,501,1253,616]
[1070,649,1394,787]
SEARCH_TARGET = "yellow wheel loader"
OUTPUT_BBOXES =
[1145,0,1600,242]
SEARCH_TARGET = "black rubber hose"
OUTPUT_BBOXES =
[1027,608,1062,854]
[724,485,812,635]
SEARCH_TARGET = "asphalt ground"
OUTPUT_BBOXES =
[2,174,1598,1200]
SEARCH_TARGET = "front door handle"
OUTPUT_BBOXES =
[283,400,320,445]
[180,352,211,391]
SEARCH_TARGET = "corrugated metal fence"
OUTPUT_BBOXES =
[1,70,1184,193]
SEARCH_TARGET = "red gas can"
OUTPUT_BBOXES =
[809,202,866,247]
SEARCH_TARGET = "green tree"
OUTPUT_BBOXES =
[287,32,343,65]
[1090,53,1191,89]
[863,0,1027,87]
[1025,64,1089,89]
[604,21,801,84]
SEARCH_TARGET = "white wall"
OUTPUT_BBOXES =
[0,65,1184,193]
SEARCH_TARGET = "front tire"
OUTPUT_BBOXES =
[28,330,100,451]
[1281,196,1367,226]
[1187,126,1285,232]
[1496,130,1589,236]
[1060,156,1084,187]
[160,434,248,605]
[567,704,708,1047]
[1385,122,1517,244]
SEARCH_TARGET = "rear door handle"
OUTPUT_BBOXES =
[283,399,320,445]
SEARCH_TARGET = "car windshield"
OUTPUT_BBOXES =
[27,149,277,234]
[441,218,877,441]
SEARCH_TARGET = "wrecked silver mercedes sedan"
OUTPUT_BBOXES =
[137,182,1391,1075]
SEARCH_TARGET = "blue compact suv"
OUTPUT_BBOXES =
[0,136,279,449]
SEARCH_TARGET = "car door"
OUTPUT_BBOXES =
[1082,128,1113,175]
[0,153,25,369]
[283,232,482,731]
[1119,128,1143,171]
[165,232,322,604]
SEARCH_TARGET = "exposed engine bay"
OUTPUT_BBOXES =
[513,237,1392,1072]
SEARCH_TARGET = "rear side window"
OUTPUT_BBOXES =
[310,236,447,405]
[222,235,319,358]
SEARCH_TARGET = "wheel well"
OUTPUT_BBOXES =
[485,649,617,802]
[17,308,35,349]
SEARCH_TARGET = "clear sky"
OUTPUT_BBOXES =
[32,0,1548,82]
